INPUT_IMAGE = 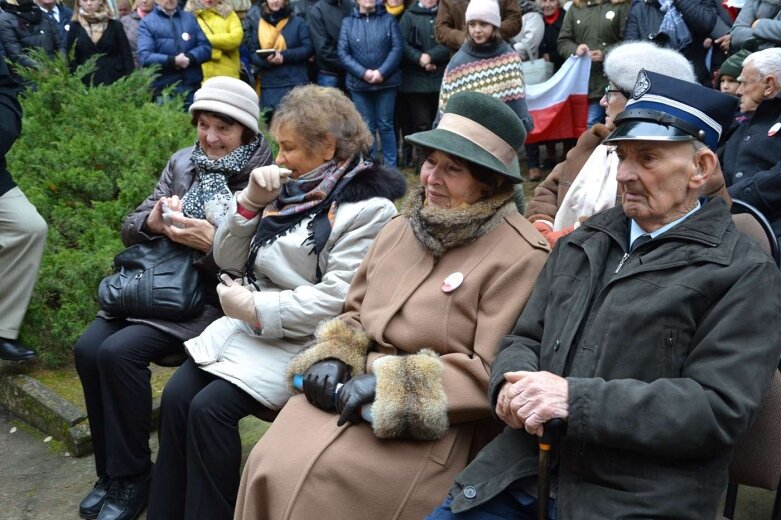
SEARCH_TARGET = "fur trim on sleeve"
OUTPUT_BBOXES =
[371,349,449,441]
[285,319,371,394]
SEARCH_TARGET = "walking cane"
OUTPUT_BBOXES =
[537,418,565,520]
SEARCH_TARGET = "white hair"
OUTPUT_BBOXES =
[603,41,696,92]
[743,48,781,83]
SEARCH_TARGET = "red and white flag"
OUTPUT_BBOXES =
[525,55,591,144]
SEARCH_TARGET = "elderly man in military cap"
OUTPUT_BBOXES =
[427,70,781,520]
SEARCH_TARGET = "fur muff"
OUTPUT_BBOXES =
[372,349,449,440]
[286,319,371,393]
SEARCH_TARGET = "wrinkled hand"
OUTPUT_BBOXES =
[575,43,589,56]
[496,371,569,437]
[715,34,731,53]
[336,373,376,426]
[303,359,351,411]
[163,213,215,252]
[237,165,292,212]
[174,53,190,69]
[216,275,259,328]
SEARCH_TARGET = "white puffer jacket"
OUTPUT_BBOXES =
[185,165,406,409]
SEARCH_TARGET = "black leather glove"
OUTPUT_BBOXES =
[303,359,350,411]
[336,373,376,426]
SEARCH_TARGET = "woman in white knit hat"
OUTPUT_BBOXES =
[74,76,272,520]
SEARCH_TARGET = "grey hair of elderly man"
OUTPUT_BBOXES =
[738,47,781,113]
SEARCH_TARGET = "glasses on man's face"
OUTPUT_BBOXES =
[604,85,628,103]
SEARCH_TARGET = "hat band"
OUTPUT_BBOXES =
[437,113,517,169]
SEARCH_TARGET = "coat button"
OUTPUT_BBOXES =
[744,135,751,141]
[744,188,753,196]
[735,171,744,179]
[463,486,477,499]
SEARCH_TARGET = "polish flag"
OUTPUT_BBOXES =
[525,55,591,144]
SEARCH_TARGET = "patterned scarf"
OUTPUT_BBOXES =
[245,157,369,283]
[78,8,110,44]
[182,136,261,226]
[402,184,516,257]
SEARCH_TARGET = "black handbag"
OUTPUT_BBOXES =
[97,238,205,320]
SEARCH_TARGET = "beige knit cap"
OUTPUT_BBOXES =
[189,76,260,134]
[465,0,501,28]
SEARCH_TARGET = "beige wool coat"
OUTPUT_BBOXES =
[234,210,550,520]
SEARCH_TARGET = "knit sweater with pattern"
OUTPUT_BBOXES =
[437,39,532,129]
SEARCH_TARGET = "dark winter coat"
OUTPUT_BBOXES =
[307,0,352,74]
[137,5,212,94]
[721,95,781,240]
[0,2,65,80]
[624,0,717,85]
[451,198,781,519]
[539,7,565,71]
[244,6,312,99]
[39,2,71,41]
[398,2,449,93]
[337,3,403,92]
[0,59,21,198]
[557,0,630,99]
[67,19,134,86]
[120,11,144,68]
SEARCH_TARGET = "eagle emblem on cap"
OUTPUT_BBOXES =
[632,69,651,100]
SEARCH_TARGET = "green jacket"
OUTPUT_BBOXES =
[450,198,781,519]
[398,2,450,93]
[557,0,630,99]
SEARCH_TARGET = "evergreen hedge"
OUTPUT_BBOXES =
[7,54,194,367]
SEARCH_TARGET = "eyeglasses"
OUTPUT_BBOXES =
[604,85,629,102]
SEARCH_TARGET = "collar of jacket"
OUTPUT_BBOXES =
[577,197,736,265]
[153,4,180,17]
[351,3,387,17]
[572,0,629,7]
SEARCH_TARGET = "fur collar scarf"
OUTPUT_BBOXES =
[402,184,517,257]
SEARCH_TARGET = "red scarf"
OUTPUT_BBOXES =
[544,8,560,25]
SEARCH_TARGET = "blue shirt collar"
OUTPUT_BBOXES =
[628,201,701,250]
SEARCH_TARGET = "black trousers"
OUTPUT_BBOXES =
[147,358,266,520]
[74,317,183,479]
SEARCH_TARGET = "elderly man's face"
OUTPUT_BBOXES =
[615,140,707,232]
[737,63,769,114]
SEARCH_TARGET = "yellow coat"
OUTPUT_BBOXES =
[194,8,243,80]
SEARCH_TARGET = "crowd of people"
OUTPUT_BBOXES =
[3,0,781,519]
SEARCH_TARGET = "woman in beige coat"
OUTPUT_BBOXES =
[234,91,550,520]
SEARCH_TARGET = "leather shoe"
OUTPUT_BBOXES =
[0,339,35,361]
[97,472,151,520]
[79,476,114,519]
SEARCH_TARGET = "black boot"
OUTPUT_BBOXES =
[80,476,114,519]
[97,472,151,520]
[0,338,35,361]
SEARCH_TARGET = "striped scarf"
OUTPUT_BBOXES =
[438,40,526,115]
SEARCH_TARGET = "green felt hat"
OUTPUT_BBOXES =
[405,92,527,183]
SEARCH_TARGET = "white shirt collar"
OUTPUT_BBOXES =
[628,201,702,250]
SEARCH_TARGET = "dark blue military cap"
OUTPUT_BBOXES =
[603,69,738,150]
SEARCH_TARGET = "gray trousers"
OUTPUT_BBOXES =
[0,187,47,339]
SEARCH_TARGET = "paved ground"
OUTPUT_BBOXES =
[0,402,776,520]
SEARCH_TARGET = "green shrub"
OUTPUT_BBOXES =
[7,53,194,366]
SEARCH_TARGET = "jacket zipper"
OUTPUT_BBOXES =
[614,252,630,273]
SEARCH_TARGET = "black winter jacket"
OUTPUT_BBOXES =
[451,198,781,519]
[721,95,781,240]
[0,2,65,81]
[398,2,449,93]
[307,0,352,74]
[67,19,134,86]
[624,0,717,85]
[0,59,21,197]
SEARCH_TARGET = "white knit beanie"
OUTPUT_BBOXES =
[465,0,501,28]
[603,42,696,92]
[189,76,260,135]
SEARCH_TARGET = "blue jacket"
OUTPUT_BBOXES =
[337,2,402,91]
[245,6,313,89]
[137,5,211,92]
